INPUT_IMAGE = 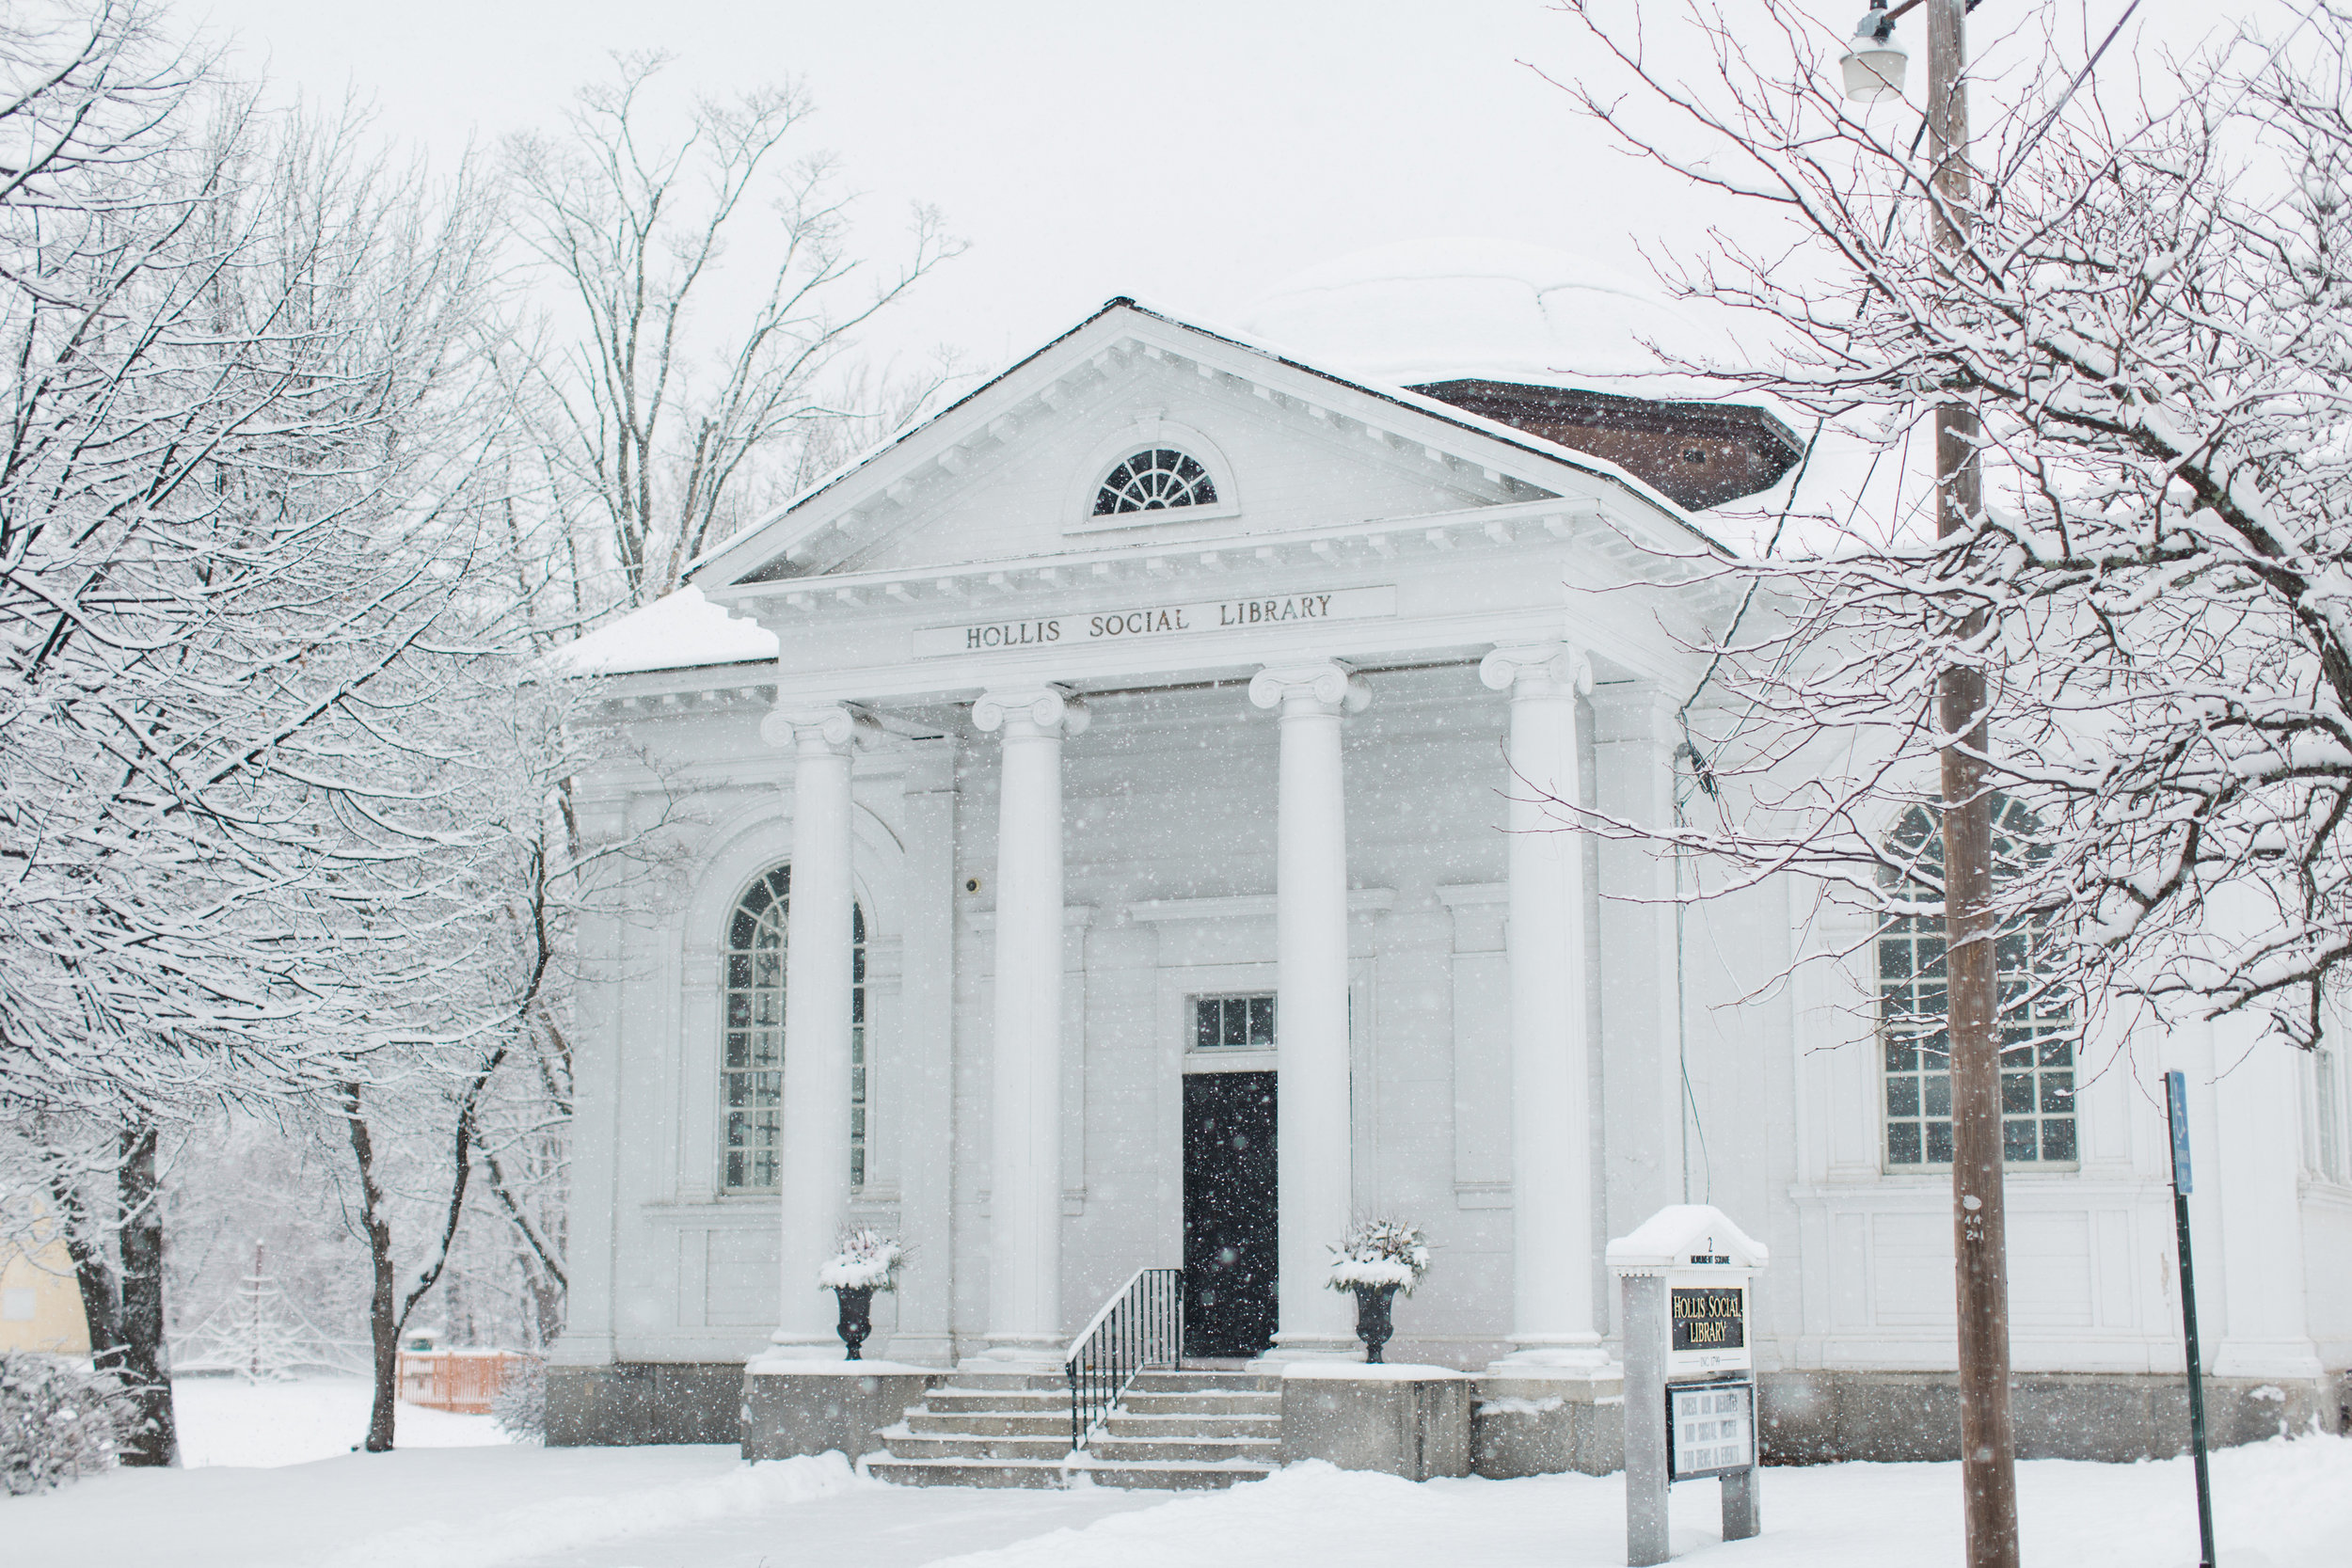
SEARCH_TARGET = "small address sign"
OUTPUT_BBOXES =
[1670,1287,1746,1353]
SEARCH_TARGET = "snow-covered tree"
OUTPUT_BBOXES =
[0,0,519,1457]
[1555,0,2352,1050]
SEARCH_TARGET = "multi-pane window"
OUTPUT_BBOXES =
[1094,449,1217,515]
[1880,797,2076,1169]
[1196,994,1276,1051]
[721,864,867,1194]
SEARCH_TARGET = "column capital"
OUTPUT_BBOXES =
[1248,659,1371,716]
[1480,641,1593,700]
[760,702,862,754]
[974,684,1089,737]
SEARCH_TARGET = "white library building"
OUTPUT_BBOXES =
[547,243,2352,1481]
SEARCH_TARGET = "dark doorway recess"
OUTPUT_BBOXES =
[1184,1070,1278,1359]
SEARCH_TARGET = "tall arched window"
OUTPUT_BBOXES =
[721,864,867,1194]
[1879,797,2076,1169]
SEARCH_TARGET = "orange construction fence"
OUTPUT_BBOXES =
[396,1349,529,1414]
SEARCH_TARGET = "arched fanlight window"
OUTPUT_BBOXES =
[1879,797,2076,1169]
[721,864,867,1194]
[1092,448,1217,515]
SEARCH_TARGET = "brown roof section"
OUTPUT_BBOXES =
[1409,379,1804,512]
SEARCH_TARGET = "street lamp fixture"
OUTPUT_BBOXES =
[1841,0,1910,101]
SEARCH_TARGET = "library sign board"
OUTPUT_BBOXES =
[1607,1205,1770,1566]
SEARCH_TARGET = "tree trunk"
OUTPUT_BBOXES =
[344,1084,401,1453]
[115,1124,179,1467]
[523,1255,565,1350]
[48,1163,123,1372]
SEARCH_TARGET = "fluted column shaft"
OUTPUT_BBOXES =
[761,704,859,1355]
[1480,642,1607,1368]
[975,686,1089,1361]
[1249,660,1371,1359]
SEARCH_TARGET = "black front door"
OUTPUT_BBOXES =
[1183,1070,1278,1358]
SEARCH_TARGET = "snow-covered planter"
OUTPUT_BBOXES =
[1327,1219,1430,1364]
[0,1354,129,1496]
[1327,1219,1430,1296]
[818,1228,902,1361]
[816,1227,902,1292]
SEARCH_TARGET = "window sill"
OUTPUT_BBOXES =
[1876,1163,2083,1179]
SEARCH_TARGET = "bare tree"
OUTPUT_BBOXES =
[1550,1,2352,1047]
[501,53,962,610]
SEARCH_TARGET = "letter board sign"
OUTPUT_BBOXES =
[1667,1379,1756,1481]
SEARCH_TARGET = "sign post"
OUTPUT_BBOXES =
[1607,1206,1770,1567]
[2165,1070,2217,1568]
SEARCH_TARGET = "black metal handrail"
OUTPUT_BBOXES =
[1064,1266,1183,1452]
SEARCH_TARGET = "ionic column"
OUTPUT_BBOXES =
[1248,660,1371,1360]
[757,703,860,1357]
[974,685,1089,1363]
[1479,641,1610,1370]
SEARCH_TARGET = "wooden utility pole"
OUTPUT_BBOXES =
[1928,2,2019,1565]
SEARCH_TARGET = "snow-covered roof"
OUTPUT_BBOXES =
[1239,237,1741,402]
[555,586,779,677]
[1605,1204,1770,1273]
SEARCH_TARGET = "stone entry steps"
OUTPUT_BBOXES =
[866,1369,1280,1490]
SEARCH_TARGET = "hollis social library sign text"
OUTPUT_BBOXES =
[913,586,1396,657]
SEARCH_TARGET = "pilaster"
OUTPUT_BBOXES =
[887,738,959,1366]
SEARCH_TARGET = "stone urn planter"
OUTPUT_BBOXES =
[1327,1217,1430,1364]
[831,1285,876,1359]
[1349,1281,1401,1363]
[817,1227,901,1362]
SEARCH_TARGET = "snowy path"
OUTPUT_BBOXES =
[5,1380,2346,1567]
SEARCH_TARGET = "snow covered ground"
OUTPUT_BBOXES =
[173,1374,513,1467]
[6,1379,2346,1567]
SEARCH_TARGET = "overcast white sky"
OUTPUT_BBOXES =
[183,0,2253,380]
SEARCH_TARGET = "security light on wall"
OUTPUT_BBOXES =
[1841,1,1910,102]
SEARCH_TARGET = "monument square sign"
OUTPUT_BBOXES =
[1608,1205,1770,1566]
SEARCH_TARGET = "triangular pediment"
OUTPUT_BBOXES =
[690,301,1708,598]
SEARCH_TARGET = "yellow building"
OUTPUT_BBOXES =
[1,1204,92,1357]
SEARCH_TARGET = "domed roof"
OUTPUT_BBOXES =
[1238,237,1733,396]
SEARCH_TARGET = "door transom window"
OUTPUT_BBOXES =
[1195,994,1276,1052]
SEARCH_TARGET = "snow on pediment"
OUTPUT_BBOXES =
[555,585,777,676]
[683,300,1711,598]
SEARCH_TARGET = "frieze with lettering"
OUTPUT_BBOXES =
[912,585,1397,657]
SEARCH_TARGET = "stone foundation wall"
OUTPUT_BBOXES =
[740,1366,940,1463]
[546,1362,745,1447]
[545,1359,2346,1466]
[1758,1370,2346,1465]
[1470,1373,1624,1479]
[1281,1368,1472,1481]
